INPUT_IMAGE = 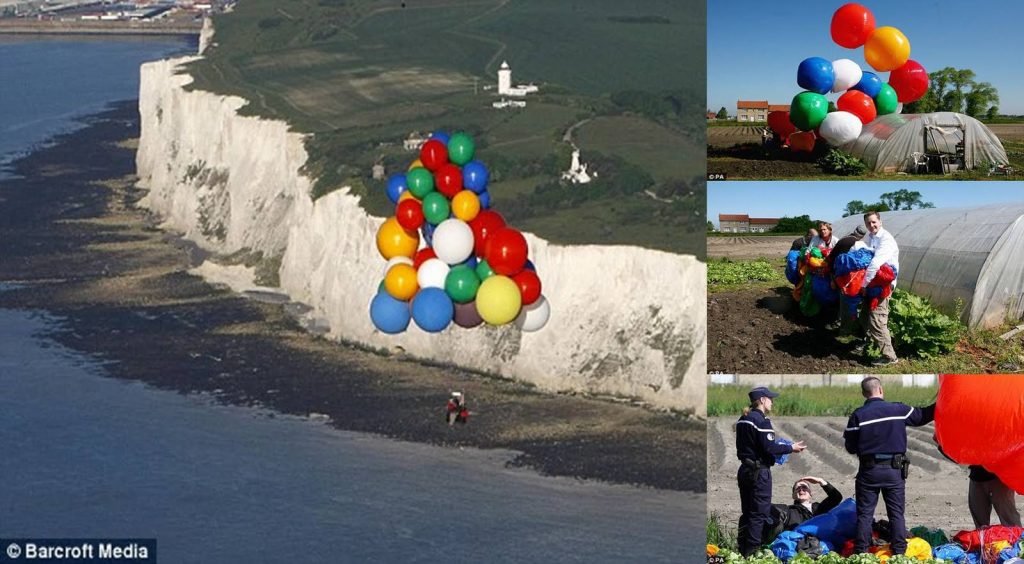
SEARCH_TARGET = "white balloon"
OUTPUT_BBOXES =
[895,102,904,115]
[515,295,550,332]
[432,219,474,265]
[417,258,450,289]
[818,111,863,146]
[831,59,863,93]
[383,256,413,277]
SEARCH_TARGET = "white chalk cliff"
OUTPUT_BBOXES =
[136,56,707,414]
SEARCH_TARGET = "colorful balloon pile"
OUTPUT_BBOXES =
[768,3,930,151]
[370,131,550,335]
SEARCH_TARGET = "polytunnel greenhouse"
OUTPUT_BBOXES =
[832,204,1024,329]
[841,112,1009,173]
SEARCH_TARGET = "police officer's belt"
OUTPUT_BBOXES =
[741,458,764,470]
[859,453,906,470]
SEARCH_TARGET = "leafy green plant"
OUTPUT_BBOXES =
[708,258,783,287]
[712,548,950,563]
[707,513,738,552]
[887,289,964,358]
[818,148,867,176]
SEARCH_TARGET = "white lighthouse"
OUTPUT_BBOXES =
[497,61,512,95]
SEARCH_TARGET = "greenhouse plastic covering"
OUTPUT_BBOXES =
[841,112,1009,173]
[831,204,1024,328]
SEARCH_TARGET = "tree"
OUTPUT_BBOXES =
[965,82,999,118]
[878,189,934,211]
[707,221,715,232]
[903,67,999,116]
[716,107,728,119]
[772,215,817,234]
[843,200,892,217]
[986,105,999,121]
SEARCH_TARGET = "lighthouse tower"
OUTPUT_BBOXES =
[497,61,512,95]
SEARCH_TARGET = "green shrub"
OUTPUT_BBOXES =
[707,513,738,552]
[818,148,867,176]
[887,289,964,358]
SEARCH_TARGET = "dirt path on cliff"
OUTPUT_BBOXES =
[0,101,705,492]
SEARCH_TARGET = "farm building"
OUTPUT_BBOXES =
[718,214,780,233]
[832,204,1024,329]
[842,112,1009,173]
[736,101,789,122]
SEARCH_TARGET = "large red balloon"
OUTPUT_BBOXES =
[469,210,506,257]
[413,247,437,270]
[837,90,877,125]
[767,111,797,138]
[789,130,816,153]
[512,269,542,305]
[889,60,929,103]
[484,228,528,276]
[396,198,424,230]
[434,163,463,198]
[830,3,876,48]
[419,139,448,171]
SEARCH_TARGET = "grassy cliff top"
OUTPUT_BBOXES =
[184,0,707,256]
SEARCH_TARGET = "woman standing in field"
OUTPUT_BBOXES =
[735,387,807,556]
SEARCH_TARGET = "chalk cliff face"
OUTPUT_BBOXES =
[136,56,707,414]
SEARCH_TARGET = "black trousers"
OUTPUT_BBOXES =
[854,465,906,554]
[738,466,772,556]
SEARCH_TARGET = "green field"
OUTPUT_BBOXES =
[707,384,939,417]
[185,0,706,254]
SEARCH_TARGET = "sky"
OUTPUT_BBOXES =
[708,0,1024,115]
[707,181,1024,228]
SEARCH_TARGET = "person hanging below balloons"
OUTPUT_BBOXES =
[446,392,469,426]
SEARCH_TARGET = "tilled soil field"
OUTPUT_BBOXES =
[708,126,766,147]
[708,287,869,373]
[708,416,978,534]
[707,140,825,179]
[989,124,1024,142]
[708,236,796,260]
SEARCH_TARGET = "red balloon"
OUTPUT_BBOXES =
[469,210,506,257]
[413,247,436,270]
[512,269,542,306]
[789,130,816,153]
[419,139,448,171]
[396,198,424,230]
[830,3,876,48]
[767,111,797,137]
[837,90,877,125]
[484,228,528,276]
[434,163,463,198]
[889,60,929,103]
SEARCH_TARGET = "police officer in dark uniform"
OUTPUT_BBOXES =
[844,377,935,555]
[736,386,807,556]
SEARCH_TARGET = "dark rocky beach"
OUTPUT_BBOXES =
[0,101,706,492]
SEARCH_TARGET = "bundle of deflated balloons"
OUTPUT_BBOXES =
[833,247,897,318]
[769,3,930,151]
[370,131,550,335]
[785,244,838,317]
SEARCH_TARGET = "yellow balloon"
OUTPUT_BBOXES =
[407,158,424,171]
[451,190,481,222]
[376,216,419,259]
[398,190,418,203]
[384,263,419,301]
[864,26,910,72]
[475,275,522,325]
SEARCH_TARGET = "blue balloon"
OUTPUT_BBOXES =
[429,131,450,144]
[411,288,454,332]
[370,291,411,334]
[462,256,478,269]
[462,160,489,193]
[797,57,835,95]
[477,189,491,209]
[422,222,435,246]
[524,259,535,272]
[386,174,408,204]
[851,71,883,99]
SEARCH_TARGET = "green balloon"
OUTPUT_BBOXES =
[789,91,828,131]
[874,84,899,116]
[444,265,480,303]
[447,132,475,166]
[422,191,450,225]
[475,259,495,281]
[407,167,435,198]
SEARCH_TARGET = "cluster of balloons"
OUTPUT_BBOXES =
[370,131,550,335]
[769,3,930,151]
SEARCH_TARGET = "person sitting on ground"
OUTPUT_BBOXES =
[446,392,469,426]
[766,476,844,538]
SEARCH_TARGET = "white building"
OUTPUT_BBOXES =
[496,61,539,97]
[561,145,595,185]
[492,98,526,109]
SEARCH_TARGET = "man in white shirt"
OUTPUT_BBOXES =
[860,212,900,366]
